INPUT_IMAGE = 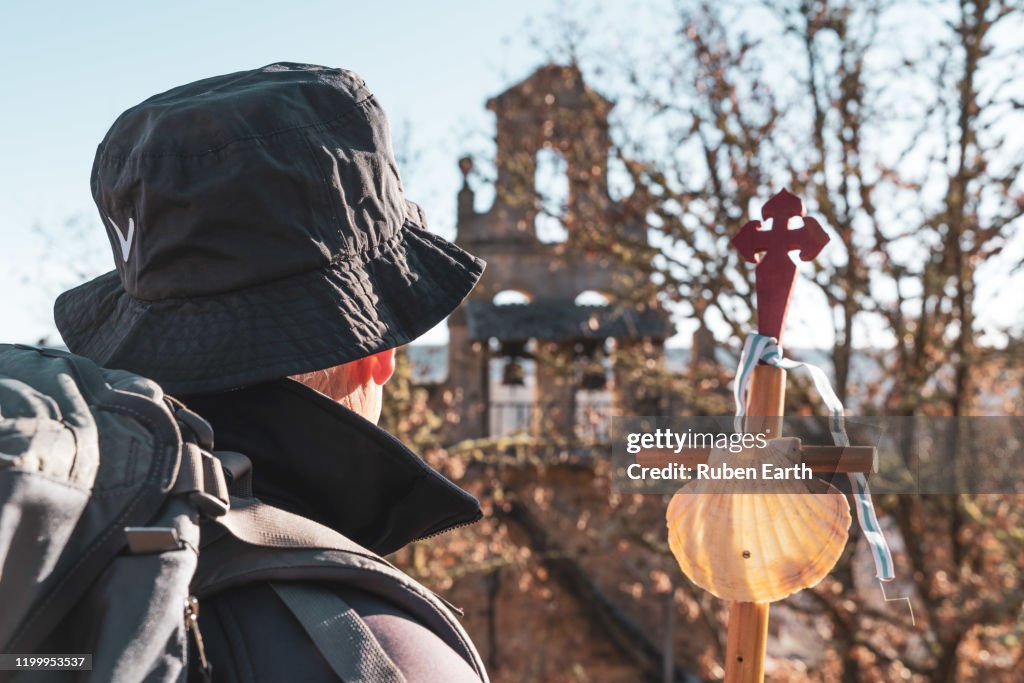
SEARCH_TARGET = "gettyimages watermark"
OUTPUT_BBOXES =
[610,416,1024,495]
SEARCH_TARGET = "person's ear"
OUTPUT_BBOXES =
[340,355,373,388]
[370,348,396,386]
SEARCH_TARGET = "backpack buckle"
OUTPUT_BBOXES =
[174,443,230,518]
[189,489,230,519]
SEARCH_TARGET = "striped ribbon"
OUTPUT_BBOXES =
[733,333,895,581]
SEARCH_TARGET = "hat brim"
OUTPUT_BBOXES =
[54,220,484,395]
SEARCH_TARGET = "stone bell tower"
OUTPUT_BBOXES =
[446,65,672,444]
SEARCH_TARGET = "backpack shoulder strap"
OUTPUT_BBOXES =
[270,582,406,683]
[194,498,489,682]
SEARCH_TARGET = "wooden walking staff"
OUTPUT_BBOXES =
[659,190,874,683]
[728,190,828,681]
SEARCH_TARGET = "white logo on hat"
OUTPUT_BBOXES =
[107,216,135,263]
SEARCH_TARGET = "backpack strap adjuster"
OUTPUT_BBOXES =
[173,443,230,518]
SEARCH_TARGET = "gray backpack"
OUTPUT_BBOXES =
[0,344,487,683]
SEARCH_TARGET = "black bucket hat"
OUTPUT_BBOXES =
[54,62,484,395]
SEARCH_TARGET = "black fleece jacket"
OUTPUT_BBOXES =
[183,378,486,683]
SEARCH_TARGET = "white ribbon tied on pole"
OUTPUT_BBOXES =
[732,333,895,582]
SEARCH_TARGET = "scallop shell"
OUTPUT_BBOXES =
[666,437,850,603]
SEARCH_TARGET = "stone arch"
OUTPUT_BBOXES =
[534,147,569,244]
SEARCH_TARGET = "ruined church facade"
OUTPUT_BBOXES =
[446,64,672,445]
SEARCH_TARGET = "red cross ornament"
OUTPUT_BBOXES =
[732,189,829,342]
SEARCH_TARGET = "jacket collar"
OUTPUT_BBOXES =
[181,378,481,556]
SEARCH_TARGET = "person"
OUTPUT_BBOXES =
[53,62,489,682]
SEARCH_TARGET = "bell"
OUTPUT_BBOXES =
[580,360,606,390]
[577,339,607,390]
[502,359,526,386]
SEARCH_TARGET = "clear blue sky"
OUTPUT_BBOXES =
[0,0,600,345]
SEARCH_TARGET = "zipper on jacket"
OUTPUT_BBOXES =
[413,512,483,544]
[185,595,213,683]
